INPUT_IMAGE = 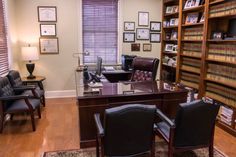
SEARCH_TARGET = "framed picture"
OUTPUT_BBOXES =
[169,18,178,26]
[165,44,174,52]
[143,43,152,51]
[185,13,199,24]
[150,21,161,32]
[40,24,56,36]
[150,33,161,43]
[166,6,173,14]
[123,32,135,42]
[138,12,149,26]
[184,0,193,9]
[136,28,150,40]
[163,21,170,27]
[172,5,179,13]
[131,43,140,51]
[212,32,223,40]
[124,22,135,31]
[39,37,59,54]
[38,6,57,22]
[184,0,201,9]
[171,31,178,40]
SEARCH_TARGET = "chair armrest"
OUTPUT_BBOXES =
[94,113,104,137]
[13,85,36,91]
[156,109,175,128]
[0,95,29,101]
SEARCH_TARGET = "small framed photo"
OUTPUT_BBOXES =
[124,22,135,31]
[123,32,135,42]
[39,37,59,54]
[172,5,179,13]
[131,43,140,51]
[138,12,149,26]
[166,6,173,14]
[143,43,152,51]
[170,18,178,26]
[165,44,174,52]
[185,13,199,24]
[150,33,161,43]
[150,21,161,32]
[184,0,193,9]
[38,6,57,22]
[163,21,170,27]
[40,24,56,36]
[136,28,150,40]
[171,31,178,40]
[191,0,201,7]
[212,32,223,40]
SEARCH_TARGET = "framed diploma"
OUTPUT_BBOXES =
[40,24,56,36]
[39,37,59,54]
[150,21,161,32]
[143,43,152,51]
[38,6,57,22]
[138,12,149,26]
[123,32,135,42]
[124,22,135,31]
[150,33,161,43]
[136,28,150,40]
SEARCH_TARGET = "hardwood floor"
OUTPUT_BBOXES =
[0,98,235,157]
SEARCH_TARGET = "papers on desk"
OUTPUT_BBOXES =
[88,82,103,88]
[104,66,115,71]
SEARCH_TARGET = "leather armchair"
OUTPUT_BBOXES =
[94,104,156,157]
[155,100,220,157]
[0,77,41,133]
[7,70,45,106]
[130,57,159,81]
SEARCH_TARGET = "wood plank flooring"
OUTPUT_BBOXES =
[0,98,235,157]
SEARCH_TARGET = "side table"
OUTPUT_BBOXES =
[22,76,46,90]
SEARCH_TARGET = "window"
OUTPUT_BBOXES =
[0,0,8,75]
[82,0,118,64]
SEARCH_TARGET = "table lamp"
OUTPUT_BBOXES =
[21,45,39,79]
[73,51,90,72]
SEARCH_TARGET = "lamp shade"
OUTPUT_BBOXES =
[21,46,39,61]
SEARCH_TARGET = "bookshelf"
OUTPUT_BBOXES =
[160,0,236,136]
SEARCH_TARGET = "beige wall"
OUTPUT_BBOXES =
[7,0,162,93]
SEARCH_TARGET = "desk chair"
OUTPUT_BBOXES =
[130,57,159,81]
[94,104,156,157]
[7,70,45,107]
[155,100,220,157]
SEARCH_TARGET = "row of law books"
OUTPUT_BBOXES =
[181,71,199,84]
[219,105,234,126]
[209,0,236,18]
[181,57,201,73]
[182,43,202,57]
[208,44,236,62]
[183,27,203,40]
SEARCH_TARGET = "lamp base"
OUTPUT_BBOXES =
[27,75,36,79]
[26,63,36,79]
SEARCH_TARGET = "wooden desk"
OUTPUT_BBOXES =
[76,80,188,148]
[102,70,132,82]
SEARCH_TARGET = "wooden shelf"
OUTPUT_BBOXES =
[208,39,236,42]
[210,0,225,5]
[163,39,178,42]
[163,51,177,55]
[182,5,204,13]
[163,26,178,29]
[209,13,236,19]
[181,54,201,59]
[163,0,177,4]
[205,78,236,89]
[180,67,200,74]
[162,63,176,69]
[206,58,236,66]
[164,12,179,17]
[182,22,204,27]
[181,40,202,42]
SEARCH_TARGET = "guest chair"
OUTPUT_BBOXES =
[0,77,41,133]
[94,104,156,157]
[155,100,220,157]
[7,70,45,106]
[130,57,159,81]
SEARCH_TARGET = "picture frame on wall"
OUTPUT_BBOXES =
[39,37,59,54]
[150,33,161,43]
[124,22,135,31]
[136,28,150,40]
[150,21,161,32]
[38,6,57,22]
[123,32,135,42]
[131,43,140,51]
[40,24,56,36]
[143,43,152,51]
[138,12,149,26]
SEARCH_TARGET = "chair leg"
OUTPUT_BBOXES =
[37,108,41,119]
[96,135,100,157]
[151,135,155,157]
[42,96,46,107]
[30,113,36,131]
[0,114,4,133]
[209,144,214,157]
[168,145,173,157]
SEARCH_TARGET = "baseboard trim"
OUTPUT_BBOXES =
[45,90,76,98]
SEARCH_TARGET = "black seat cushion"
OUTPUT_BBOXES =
[6,98,40,112]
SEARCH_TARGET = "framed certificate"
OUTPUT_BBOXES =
[136,28,150,40]
[38,6,57,22]
[150,21,161,32]
[138,12,149,26]
[40,24,56,36]
[39,37,59,54]
[143,43,152,51]
[124,22,135,31]
[150,33,161,43]
[123,32,135,42]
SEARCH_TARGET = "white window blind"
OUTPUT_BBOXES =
[0,0,8,75]
[82,0,118,64]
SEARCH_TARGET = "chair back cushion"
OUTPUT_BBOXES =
[174,100,220,147]
[7,70,23,87]
[103,104,156,156]
[131,57,159,81]
[0,77,14,97]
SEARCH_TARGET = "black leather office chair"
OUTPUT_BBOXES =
[7,70,45,106]
[0,77,41,132]
[130,57,159,81]
[94,104,156,157]
[155,100,220,157]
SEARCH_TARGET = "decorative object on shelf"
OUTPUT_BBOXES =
[40,24,56,36]
[165,33,171,40]
[169,18,179,26]
[136,28,150,40]
[38,6,57,22]
[166,6,173,14]
[150,33,161,43]
[123,32,135,42]
[166,5,179,14]
[163,20,170,27]
[138,12,149,26]
[21,45,39,79]
[171,31,178,40]
[143,43,152,51]
[39,37,59,54]
[211,32,224,40]
[131,43,140,51]
[184,0,201,9]
[150,21,161,32]
[185,12,199,24]
[165,44,174,52]
[124,22,135,31]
